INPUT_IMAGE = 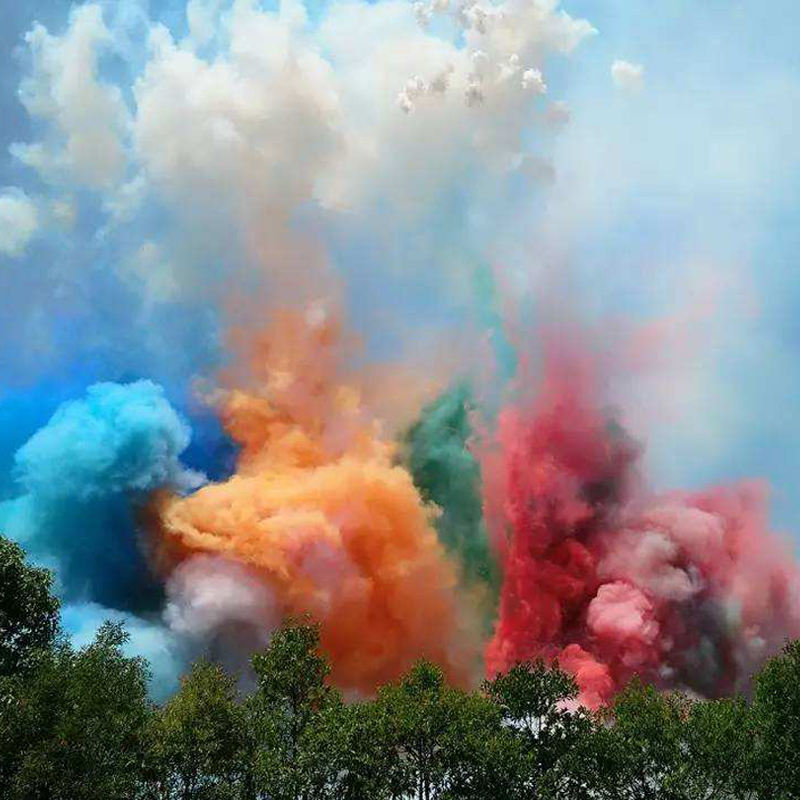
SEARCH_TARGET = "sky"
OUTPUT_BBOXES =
[0,0,799,694]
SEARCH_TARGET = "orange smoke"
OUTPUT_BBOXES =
[152,306,477,691]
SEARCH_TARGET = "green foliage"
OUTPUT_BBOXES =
[0,536,60,677]
[373,660,508,800]
[592,678,688,800]
[244,619,348,800]
[144,660,245,800]
[679,695,753,800]
[250,620,330,711]
[437,690,524,800]
[0,540,797,800]
[1,622,151,800]
[484,660,594,800]
[334,699,401,800]
[750,639,800,799]
[484,659,578,736]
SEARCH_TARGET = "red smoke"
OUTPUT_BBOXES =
[482,330,800,707]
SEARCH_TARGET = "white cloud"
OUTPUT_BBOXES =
[10,0,596,285]
[103,174,147,224]
[186,0,224,46]
[131,0,343,271]
[318,0,591,217]
[126,0,595,237]
[49,197,76,228]
[12,4,129,189]
[0,189,39,258]
[611,59,645,92]
[122,240,179,302]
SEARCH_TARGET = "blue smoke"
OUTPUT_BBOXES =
[0,380,202,612]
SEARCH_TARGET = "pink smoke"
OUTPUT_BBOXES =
[482,329,800,707]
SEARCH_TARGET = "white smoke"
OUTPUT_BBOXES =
[9,0,594,286]
[611,59,645,93]
[165,555,280,641]
[13,4,129,189]
[0,189,39,257]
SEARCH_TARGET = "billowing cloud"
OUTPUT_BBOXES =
[611,58,644,92]
[8,0,595,283]
[12,4,129,188]
[1,380,201,610]
[2,0,797,703]
[132,0,344,270]
[0,189,38,257]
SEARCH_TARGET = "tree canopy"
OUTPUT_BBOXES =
[1,534,797,799]
[0,536,60,677]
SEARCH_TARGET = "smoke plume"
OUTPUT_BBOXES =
[1,0,798,702]
[482,330,800,706]
[152,308,479,691]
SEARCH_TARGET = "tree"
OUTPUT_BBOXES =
[374,660,459,800]
[439,690,524,800]
[144,660,245,800]
[483,660,595,799]
[1,622,152,800]
[0,535,60,677]
[5,572,800,800]
[334,699,400,800]
[749,640,800,800]
[373,660,513,800]
[593,678,688,800]
[678,696,753,800]
[244,620,347,800]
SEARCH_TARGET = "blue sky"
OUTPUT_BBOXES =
[556,0,800,531]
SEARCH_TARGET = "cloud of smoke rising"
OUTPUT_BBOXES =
[152,308,479,691]
[163,554,282,677]
[482,327,800,706]
[1,0,799,701]
[0,188,39,257]
[0,381,200,610]
[610,59,644,93]
[403,383,500,615]
[0,380,206,694]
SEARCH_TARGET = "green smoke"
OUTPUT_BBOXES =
[403,384,499,611]
[471,264,517,391]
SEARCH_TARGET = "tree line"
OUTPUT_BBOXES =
[2,535,800,800]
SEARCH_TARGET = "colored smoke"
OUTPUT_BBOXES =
[403,383,500,612]
[0,381,200,612]
[2,0,799,705]
[483,331,800,707]
[152,309,478,692]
